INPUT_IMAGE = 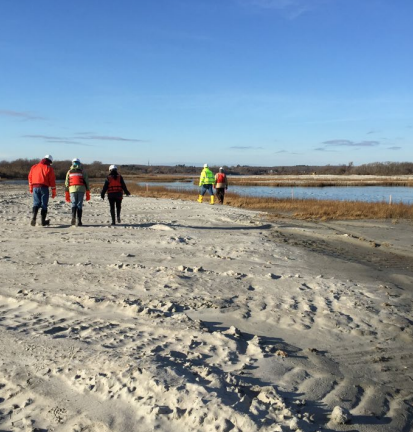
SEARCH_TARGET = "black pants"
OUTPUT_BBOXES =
[216,188,226,204]
[109,197,122,219]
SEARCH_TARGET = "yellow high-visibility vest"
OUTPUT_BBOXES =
[199,168,215,186]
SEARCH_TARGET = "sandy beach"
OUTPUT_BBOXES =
[1,184,412,432]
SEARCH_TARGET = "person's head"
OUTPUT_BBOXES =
[72,158,81,168]
[203,163,208,169]
[219,167,224,172]
[44,154,53,164]
[109,164,118,172]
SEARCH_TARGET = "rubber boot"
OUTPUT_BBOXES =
[210,195,215,205]
[41,209,50,226]
[110,209,116,226]
[77,209,83,226]
[197,195,203,203]
[71,208,77,226]
[31,207,39,226]
[117,213,121,224]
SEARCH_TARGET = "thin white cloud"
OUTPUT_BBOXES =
[0,109,45,121]
[315,147,338,152]
[23,135,95,146]
[230,146,264,150]
[47,140,95,147]
[84,135,147,143]
[274,149,299,154]
[23,134,147,143]
[322,140,380,147]
[239,0,322,18]
[24,134,63,140]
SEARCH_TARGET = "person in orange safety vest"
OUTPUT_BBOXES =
[28,154,56,226]
[100,165,130,225]
[65,158,90,226]
[214,167,229,204]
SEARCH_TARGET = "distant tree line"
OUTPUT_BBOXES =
[1,159,412,180]
[0,159,109,180]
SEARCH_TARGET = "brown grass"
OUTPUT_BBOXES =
[97,174,413,187]
[218,176,413,187]
[123,175,196,183]
[89,182,413,221]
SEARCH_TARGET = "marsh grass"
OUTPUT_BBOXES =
[90,182,413,221]
[211,176,413,187]
[118,174,413,187]
[227,179,413,187]
[124,175,196,183]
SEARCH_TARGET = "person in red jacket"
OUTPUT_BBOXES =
[28,155,57,226]
[100,165,130,225]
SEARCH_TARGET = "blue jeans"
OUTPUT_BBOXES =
[199,184,214,196]
[33,186,49,211]
[70,192,85,210]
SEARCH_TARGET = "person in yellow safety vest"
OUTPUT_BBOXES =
[198,163,216,204]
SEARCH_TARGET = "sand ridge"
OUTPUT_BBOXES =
[0,186,412,431]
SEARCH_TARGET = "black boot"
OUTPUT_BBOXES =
[110,209,116,226]
[71,208,77,226]
[77,209,83,226]
[41,209,50,226]
[31,207,39,226]
[117,213,121,224]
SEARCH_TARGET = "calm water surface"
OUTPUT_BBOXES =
[3,180,411,204]
[139,182,413,204]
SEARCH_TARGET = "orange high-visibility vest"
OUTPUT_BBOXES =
[216,173,226,184]
[108,175,122,194]
[69,171,85,186]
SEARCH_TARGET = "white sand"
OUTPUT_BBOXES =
[0,186,412,432]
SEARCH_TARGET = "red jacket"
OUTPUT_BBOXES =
[28,159,56,190]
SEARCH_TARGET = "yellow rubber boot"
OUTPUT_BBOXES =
[197,195,203,203]
[210,195,215,205]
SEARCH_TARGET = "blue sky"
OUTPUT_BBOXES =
[1,0,412,167]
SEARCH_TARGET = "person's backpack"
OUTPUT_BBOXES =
[216,173,226,184]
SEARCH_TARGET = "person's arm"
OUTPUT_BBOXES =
[65,171,70,191]
[49,168,57,198]
[28,167,33,193]
[83,171,90,191]
[101,179,109,198]
[199,171,205,186]
[120,176,130,195]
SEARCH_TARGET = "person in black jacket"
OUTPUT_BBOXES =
[101,165,130,225]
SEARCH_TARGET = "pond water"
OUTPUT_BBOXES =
[138,182,413,204]
[3,179,412,204]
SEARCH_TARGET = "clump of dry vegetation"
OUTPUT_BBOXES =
[90,183,413,221]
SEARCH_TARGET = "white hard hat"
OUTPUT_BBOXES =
[203,163,208,168]
[109,164,117,171]
[72,158,80,164]
[44,154,53,162]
